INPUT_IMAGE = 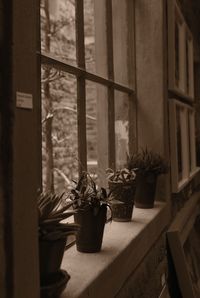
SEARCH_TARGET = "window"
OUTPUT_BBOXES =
[169,99,199,193]
[167,0,194,100]
[40,0,136,192]
[167,0,199,193]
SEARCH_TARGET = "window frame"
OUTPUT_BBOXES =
[169,99,199,193]
[167,0,194,101]
[39,0,136,186]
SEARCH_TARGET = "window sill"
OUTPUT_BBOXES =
[61,202,169,298]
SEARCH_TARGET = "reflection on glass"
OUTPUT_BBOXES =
[112,0,130,86]
[115,91,129,168]
[84,0,96,73]
[86,80,98,174]
[86,81,108,187]
[185,38,190,94]
[175,21,180,88]
[188,111,192,172]
[41,65,78,193]
[176,106,183,181]
[40,0,76,65]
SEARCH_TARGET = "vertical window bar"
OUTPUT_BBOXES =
[106,0,115,169]
[127,0,137,154]
[75,0,87,174]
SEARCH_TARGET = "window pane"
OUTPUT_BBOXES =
[86,81,108,187]
[93,0,108,78]
[112,0,131,86]
[41,65,78,193]
[84,0,96,73]
[115,91,129,168]
[175,21,180,88]
[176,105,183,181]
[40,0,76,66]
[188,110,196,172]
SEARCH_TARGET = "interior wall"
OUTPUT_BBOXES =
[135,0,166,154]
[135,0,171,205]
[0,0,6,288]
[0,0,40,297]
[12,0,40,297]
[0,0,14,297]
[116,1,200,296]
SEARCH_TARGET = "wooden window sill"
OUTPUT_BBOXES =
[61,202,169,298]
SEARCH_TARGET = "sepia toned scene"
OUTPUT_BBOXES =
[1,1,200,298]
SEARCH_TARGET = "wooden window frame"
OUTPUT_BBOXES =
[167,0,194,101]
[167,193,200,298]
[39,0,136,179]
[169,99,199,193]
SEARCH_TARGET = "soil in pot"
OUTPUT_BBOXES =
[74,204,107,253]
[134,173,157,209]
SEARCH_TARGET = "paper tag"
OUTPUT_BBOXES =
[16,92,33,109]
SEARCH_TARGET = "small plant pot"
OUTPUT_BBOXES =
[109,181,135,222]
[40,269,70,298]
[39,237,67,280]
[111,201,134,222]
[134,174,157,209]
[74,204,107,253]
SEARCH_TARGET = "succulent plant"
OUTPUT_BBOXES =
[38,192,79,241]
[127,148,168,176]
[106,168,136,184]
[106,168,136,204]
[69,171,111,216]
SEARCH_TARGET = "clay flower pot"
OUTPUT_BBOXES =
[74,204,107,253]
[39,237,67,279]
[109,181,135,221]
[134,173,157,209]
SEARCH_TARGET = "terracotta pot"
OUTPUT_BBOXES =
[134,173,157,209]
[74,204,107,253]
[39,237,67,280]
[109,181,135,221]
[111,201,134,222]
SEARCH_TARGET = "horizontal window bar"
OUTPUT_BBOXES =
[40,52,135,95]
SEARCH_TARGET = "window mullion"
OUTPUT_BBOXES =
[106,0,115,169]
[127,0,137,155]
[75,0,87,174]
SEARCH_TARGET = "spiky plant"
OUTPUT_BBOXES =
[127,148,168,176]
[106,168,136,184]
[106,168,136,203]
[69,171,111,216]
[38,192,79,241]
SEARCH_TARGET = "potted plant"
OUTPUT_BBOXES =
[69,171,111,253]
[38,192,79,297]
[127,148,168,209]
[106,168,136,222]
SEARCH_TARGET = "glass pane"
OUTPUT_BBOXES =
[176,105,183,181]
[187,111,192,172]
[115,91,129,168]
[86,81,108,187]
[185,37,190,94]
[93,0,108,78]
[188,110,196,172]
[112,0,131,86]
[41,65,78,193]
[84,0,96,73]
[175,21,180,88]
[40,0,76,65]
